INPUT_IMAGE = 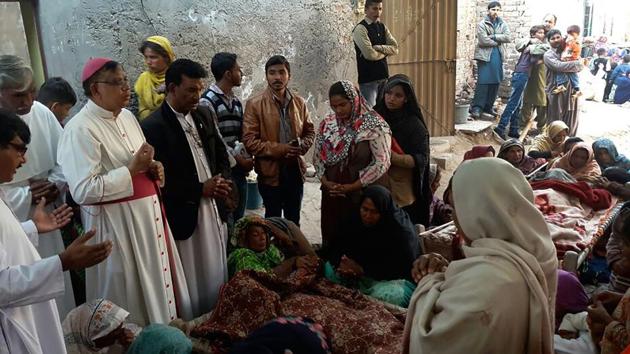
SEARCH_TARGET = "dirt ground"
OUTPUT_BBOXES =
[247,100,630,245]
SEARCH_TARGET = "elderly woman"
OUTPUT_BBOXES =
[314,80,391,248]
[374,74,431,225]
[551,142,601,182]
[325,185,420,307]
[62,299,138,353]
[528,120,569,160]
[498,138,546,175]
[403,158,557,353]
[470,1,512,119]
[134,36,175,119]
[227,215,318,278]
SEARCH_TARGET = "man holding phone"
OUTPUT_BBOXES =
[242,55,315,225]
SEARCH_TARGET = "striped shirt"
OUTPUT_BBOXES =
[199,84,244,148]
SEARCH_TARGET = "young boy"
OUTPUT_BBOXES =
[554,25,582,97]
[36,77,77,125]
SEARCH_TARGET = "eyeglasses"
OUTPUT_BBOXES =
[95,78,130,89]
[7,142,27,156]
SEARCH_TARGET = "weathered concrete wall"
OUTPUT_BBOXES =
[0,3,30,65]
[37,0,358,121]
[455,0,477,101]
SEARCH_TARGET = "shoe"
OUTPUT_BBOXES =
[528,128,540,136]
[480,112,495,121]
[508,132,520,139]
[493,127,506,141]
[470,108,481,119]
[572,90,583,99]
[552,85,567,94]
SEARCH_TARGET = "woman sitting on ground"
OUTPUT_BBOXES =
[593,138,630,184]
[62,298,139,354]
[325,185,420,307]
[404,158,557,353]
[134,36,175,120]
[498,138,546,175]
[313,80,391,250]
[227,215,318,278]
[374,74,432,225]
[528,120,569,160]
[551,142,602,182]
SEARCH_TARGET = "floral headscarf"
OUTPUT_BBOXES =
[62,299,130,353]
[314,80,391,168]
[230,215,272,249]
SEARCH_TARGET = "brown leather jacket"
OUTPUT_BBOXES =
[243,87,315,186]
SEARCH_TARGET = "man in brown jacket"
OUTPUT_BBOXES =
[242,55,315,225]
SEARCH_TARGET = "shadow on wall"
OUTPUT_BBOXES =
[36,0,360,125]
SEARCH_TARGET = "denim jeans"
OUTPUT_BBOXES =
[258,165,304,226]
[359,79,386,108]
[556,72,580,89]
[496,72,529,136]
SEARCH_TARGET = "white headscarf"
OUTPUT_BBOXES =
[62,299,130,353]
[404,158,557,354]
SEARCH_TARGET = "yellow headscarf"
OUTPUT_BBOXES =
[134,35,175,120]
[529,121,569,153]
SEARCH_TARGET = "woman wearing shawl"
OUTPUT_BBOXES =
[593,138,630,184]
[551,142,602,181]
[62,299,138,354]
[528,120,569,160]
[498,138,546,175]
[325,185,419,307]
[403,158,558,353]
[134,36,175,120]
[227,215,318,278]
[374,74,431,225]
[313,80,391,248]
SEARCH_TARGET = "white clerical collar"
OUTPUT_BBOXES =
[364,17,379,25]
[86,99,120,120]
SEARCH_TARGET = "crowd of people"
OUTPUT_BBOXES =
[3,0,630,353]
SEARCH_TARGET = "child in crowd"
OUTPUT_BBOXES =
[36,77,77,125]
[554,25,583,98]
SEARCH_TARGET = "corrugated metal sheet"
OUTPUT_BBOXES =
[382,0,457,136]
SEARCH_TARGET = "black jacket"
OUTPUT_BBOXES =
[141,102,230,240]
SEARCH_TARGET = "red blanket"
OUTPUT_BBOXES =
[530,180,612,211]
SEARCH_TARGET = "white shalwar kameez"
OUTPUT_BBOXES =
[0,195,66,354]
[0,101,75,319]
[173,107,228,316]
[58,100,192,325]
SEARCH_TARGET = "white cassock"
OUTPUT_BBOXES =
[174,109,228,316]
[0,101,75,319]
[57,100,192,325]
[0,195,66,354]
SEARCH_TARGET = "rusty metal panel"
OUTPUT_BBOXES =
[382,0,457,136]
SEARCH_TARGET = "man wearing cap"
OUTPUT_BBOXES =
[58,58,193,325]
[0,55,76,318]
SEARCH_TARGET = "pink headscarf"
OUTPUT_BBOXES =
[463,145,496,162]
[551,142,601,180]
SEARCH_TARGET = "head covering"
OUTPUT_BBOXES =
[498,138,545,175]
[230,215,272,249]
[81,57,113,83]
[592,138,630,170]
[134,36,176,120]
[529,121,569,153]
[462,145,495,161]
[550,142,601,180]
[145,36,176,63]
[403,158,557,354]
[230,317,331,354]
[555,270,588,330]
[126,324,191,354]
[62,298,130,354]
[341,185,420,280]
[315,80,391,168]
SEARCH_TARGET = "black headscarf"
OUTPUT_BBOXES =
[332,186,421,281]
[374,74,432,225]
